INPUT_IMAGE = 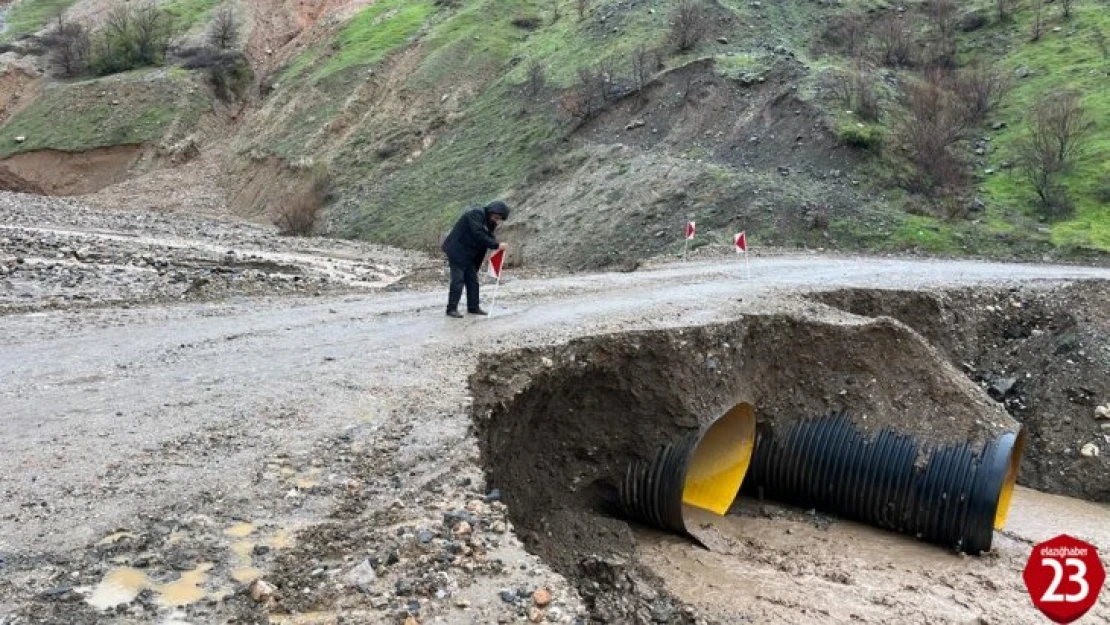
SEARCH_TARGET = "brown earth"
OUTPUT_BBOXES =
[0,145,144,195]
[810,282,1110,503]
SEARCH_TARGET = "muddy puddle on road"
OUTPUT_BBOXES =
[471,283,1110,623]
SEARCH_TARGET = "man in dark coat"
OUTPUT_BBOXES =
[441,200,510,317]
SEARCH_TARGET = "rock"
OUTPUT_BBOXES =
[988,376,1018,399]
[1080,443,1099,458]
[500,589,517,603]
[485,489,502,503]
[777,166,790,176]
[465,499,486,514]
[969,198,986,212]
[625,119,645,130]
[530,607,545,622]
[453,521,473,536]
[1095,405,1109,420]
[491,521,507,533]
[417,530,435,544]
[403,617,419,625]
[547,607,564,622]
[533,588,553,607]
[14,136,25,143]
[347,560,377,591]
[249,579,275,602]
[958,10,988,32]
[1015,66,1033,78]
[984,168,995,175]
[991,121,1007,130]
[455,598,471,608]
[716,37,728,44]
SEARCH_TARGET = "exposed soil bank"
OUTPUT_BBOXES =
[810,281,1110,503]
[0,146,143,195]
[471,308,1017,621]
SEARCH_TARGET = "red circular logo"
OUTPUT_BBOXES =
[1023,534,1106,623]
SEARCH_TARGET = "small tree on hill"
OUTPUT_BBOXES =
[43,15,90,77]
[1016,90,1093,216]
[208,6,241,50]
[894,70,970,195]
[670,0,708,52]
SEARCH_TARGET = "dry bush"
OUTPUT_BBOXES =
[1016,91,1093,216]
[525,59,545,98]
[836,58,881,121]
[630,45,655,93]
[1060,0,1073,19]
[997,0,1013,22]
[576,0,588,20]
[823,13,868,56]
[952,60,1011,122]
[872,14,916,68]
[894,71,970,194]
[924,0,958,68]
[670,0,709,52]
[559,67,604,121]
[1031,0,1045,41]
[42,16,90,77]
[208,6,241,49]
[550,0,561,22]
[275,167,331,236]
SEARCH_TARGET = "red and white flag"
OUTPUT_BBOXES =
[734,231,748,253]
[487,248,506,279]
[685,221,696,240]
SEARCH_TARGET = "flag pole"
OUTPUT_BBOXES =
[744,250,750,279]
[488,248,505,318]
[683,236,688,263]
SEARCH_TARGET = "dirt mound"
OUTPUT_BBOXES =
[810,281,1110,503]
[470,309,1014,620]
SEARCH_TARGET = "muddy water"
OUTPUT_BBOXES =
[639,487,1110,624]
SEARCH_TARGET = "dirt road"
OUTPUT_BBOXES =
[3,254,1110,624]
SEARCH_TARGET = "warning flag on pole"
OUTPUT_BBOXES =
[734,231,748,253]
[487,248,506,279]
[685,221,696,240]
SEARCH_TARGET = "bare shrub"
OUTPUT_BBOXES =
[275,166,331,236]
[894,71,970,194]
[872,14,916,68]
[924,0,957,68]
[823,13,868,56]
[42,15,90,77]
[1031,0,1045,41]
[630,45,655,93]
[1060,0,1073,19]
[576,0,588,20]
[550,0,561,22]
[208,6,241,49]
[835,58,881,121]
[1016,91,1093,216]
[952,60,1011,122]
[560,67,604,121]
[997,0,1013,22]
[670,0,709,52]
[524,59,545,97]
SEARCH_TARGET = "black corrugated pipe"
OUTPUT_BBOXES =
[744,411,1025,554]
[618,402,757,541]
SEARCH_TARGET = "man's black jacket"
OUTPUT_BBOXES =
[441,206,499,266]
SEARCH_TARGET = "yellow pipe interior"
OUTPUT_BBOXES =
[993,428,1026,530]
[681,402,758,516]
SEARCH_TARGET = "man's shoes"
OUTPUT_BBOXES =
[467,308,489,316]
[446,309,464,318]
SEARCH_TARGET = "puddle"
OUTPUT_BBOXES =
[87,567,151,610]
[224,522,255,538]
[158,563,213,607]
[97,531,138,546]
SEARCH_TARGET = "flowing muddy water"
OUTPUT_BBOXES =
[638,487,1110,623]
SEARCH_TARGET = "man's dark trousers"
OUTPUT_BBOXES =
[448,258,481,313]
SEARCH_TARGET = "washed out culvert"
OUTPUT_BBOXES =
[470,303,1042,621]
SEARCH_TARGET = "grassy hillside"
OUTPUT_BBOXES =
[0,69,211,158]
[230,0,1106,267]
